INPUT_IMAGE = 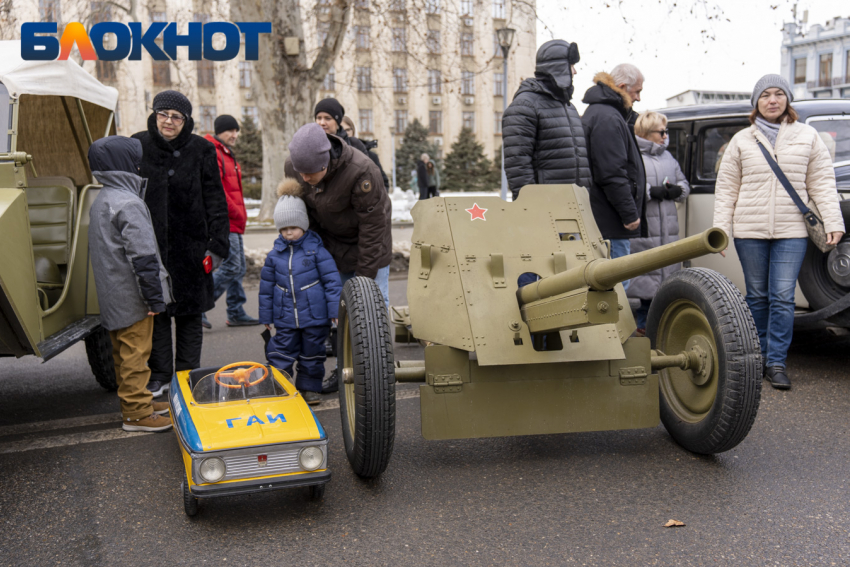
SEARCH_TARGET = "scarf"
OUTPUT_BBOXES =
[755,116,780,148]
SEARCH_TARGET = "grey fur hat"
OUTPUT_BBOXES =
[751,74,794,107]
[274,179,309,232]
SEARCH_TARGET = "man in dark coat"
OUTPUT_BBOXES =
[132,90,230,396]
[502,39,591,201]
[416,153,434,200]
[314,98,390,190]
[581,68,647,269]
[283,123,392,300]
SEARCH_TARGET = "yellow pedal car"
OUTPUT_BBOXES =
[169,362,330,516]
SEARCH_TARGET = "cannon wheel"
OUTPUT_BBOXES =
[85,326,117,391]
[647,268,762,454]
[337,277,395,478]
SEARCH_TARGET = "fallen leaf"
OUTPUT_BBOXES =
[664,519,686,527]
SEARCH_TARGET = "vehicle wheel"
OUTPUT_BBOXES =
[337,277,395,478]
[85,326,117,391]
[647,268,762,454]
[182,471,199,516]
[798,234,850,326]
[309,484,325,501]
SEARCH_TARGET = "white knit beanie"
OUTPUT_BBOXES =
[274,179,309,232]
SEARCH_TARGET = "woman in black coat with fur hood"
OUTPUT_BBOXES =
[132,90,230,395]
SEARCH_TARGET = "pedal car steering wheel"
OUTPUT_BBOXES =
[214,362,269,389]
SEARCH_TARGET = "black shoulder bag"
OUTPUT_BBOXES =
[755,139,835,253]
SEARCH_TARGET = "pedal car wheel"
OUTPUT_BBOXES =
[85,326,117,391]
[309,484,325,501]
[337,277,395,478]
[647,268,762,454]
[182,471,199,517]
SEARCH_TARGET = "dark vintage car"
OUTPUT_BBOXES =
[658,99,850,327]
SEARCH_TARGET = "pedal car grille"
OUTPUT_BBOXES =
[218,445,325,481]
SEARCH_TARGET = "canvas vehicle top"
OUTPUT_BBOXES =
[0,40,119,389]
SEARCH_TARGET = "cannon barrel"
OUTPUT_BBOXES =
[518,228,728,305]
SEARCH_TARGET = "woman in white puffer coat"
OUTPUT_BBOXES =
[714,74,844,390]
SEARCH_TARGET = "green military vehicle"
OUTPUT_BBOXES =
[337,185,762,478]
[0,42,117,389]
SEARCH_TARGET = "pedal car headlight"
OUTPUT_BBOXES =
[299,446,323,471]
[198,457,226,483]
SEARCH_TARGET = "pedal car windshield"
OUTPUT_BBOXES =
[190,364,288,404]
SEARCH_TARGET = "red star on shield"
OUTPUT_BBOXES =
[466,203,487,221]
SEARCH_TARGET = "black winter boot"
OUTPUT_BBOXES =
[765,366,791,390]
[322,368,339,394]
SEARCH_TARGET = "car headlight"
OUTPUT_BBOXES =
[198,457,226,483]
[299,446,324,471]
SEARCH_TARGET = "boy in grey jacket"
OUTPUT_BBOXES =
[88,136,174,432]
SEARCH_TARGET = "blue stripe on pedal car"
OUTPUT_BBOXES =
[171,377,204,452]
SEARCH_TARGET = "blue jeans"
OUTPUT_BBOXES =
[734,238,808,368]
[211,233,249,320]
[635,299,652,329]
[609,238,631,290]
[339,265,390,309]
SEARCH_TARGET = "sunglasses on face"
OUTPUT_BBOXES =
[651,129,669,136]
[155,110,186,125]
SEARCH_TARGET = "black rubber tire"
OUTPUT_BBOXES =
[337,277,395,478]
[182,471,199,516]
[647,268,762,454]
[797,201,850,324]
[309,484,325,501]
[85,326,117,392]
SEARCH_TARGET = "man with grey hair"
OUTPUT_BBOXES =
[581,65,647,276]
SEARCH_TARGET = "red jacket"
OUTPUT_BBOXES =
[205,134,247,234]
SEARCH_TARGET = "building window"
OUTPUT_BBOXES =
[428,69,442,94]
[322,66,335,90]
[317,22,330,46]
[492,0,505,19]
[395,110,408,133]
[462,71,475,95]
[193,13,211,25]
[427,30,441,54]
[317,0,332,16]
[359,109,374,134]
[494,111,503,134]
[429,111,442,134]
[389,0,405,10]
[356,26,371,50]
[393,68,409,93]
[39,0,61,22]
[198,105,216,133]
[197,60,215,87]
[150,10,167,22]
[460,0,473,16]
[95,60,116,81]
[794,58,806,84]
[239,61,252,88]
[392,28,407,52]
[463,111,475,130]
[152,61,171,86]
[425,0,439,14]
[355,0,369,8]
[494,71,505,96]
[242,106,259,128]
[493,33,502,57]
[819,53,833,87]
[356,67,372,92]
[461,33,474,56]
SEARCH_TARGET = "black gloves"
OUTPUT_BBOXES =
[649,183,684,201]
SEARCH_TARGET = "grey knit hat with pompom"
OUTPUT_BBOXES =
[274,178,309,232]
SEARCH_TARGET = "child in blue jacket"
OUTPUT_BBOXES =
[259,179,342,405]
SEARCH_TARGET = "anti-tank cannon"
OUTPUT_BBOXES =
[334,185,762,478]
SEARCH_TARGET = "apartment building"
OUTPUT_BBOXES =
[5,0,536,172]
[781,16,850,99]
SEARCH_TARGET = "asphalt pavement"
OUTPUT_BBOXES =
[1,277,849,566]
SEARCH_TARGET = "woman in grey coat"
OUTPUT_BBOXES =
[628,111,690,332]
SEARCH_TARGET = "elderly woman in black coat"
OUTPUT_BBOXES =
[132,90,230,396]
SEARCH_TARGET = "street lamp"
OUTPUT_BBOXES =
[496,27,515,201]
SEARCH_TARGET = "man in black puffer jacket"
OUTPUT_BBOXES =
[502,39,591,201]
